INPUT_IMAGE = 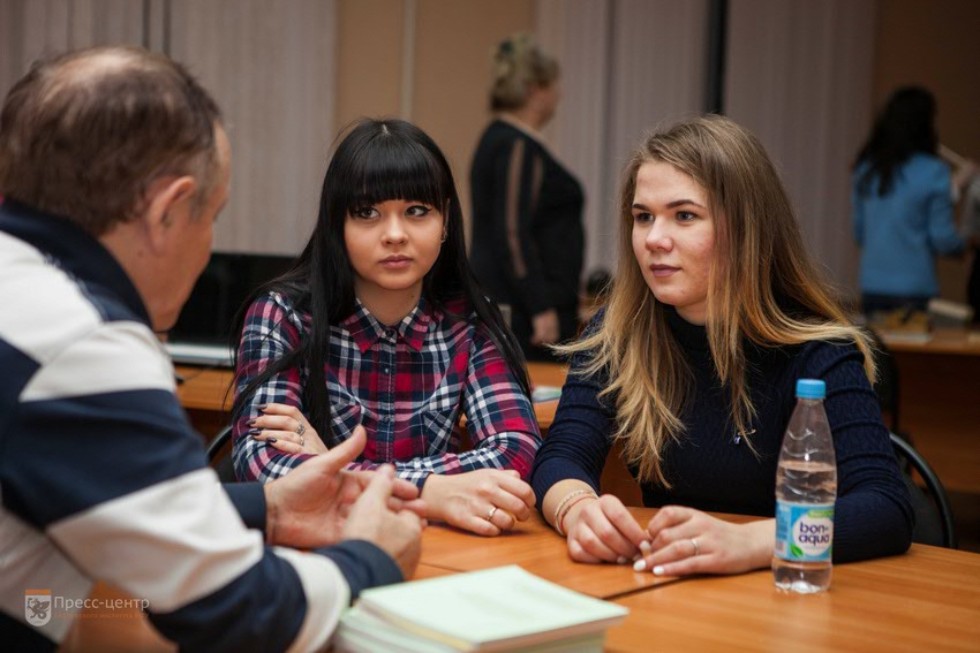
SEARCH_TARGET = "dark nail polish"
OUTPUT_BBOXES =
[267,437,277,444]
[248,428,261,436]
[247,419,257,426]
[257,404,268,411]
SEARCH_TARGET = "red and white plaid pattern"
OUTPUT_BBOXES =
[232,292,541,486]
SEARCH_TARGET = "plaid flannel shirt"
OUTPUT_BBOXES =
[232,291,541,486]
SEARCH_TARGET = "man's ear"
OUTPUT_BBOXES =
[142,175,197,252]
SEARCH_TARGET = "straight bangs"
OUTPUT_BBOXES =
[340,135,452,213]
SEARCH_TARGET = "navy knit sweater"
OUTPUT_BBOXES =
[532,308,914,563]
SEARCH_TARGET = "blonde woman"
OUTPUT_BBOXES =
[531,116,913,576]
[469,33,584,361]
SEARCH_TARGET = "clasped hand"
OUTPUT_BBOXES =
[253,403,536,539]
[421,469,536,537]
[263,426,426,577]
[562,495,773,576]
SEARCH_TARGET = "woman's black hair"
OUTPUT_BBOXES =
[854,86,938,197]
[231,118,530,434]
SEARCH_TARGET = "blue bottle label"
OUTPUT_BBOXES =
[774,500,834,562]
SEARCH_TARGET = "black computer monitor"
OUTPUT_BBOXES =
[169,252,296,346]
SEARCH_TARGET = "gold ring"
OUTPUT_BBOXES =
[690,537,701,557]
[486,506,498,521]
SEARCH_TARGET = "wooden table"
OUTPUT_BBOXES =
[872,329,980,495]
[878,327,980,356]
[174,365,234,438]
[606,544,980,652]
[420,509,691,599]
[59,507,980,652]
[421,508,980,652]
[423,508,980,651]
[174,365,234,412]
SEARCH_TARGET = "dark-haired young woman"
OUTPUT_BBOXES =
[852,86,968,315]
[232,119,540,537]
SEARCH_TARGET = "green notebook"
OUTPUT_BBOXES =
[335,565,628,652]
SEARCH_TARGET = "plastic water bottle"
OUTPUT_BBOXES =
[773,379,837,593]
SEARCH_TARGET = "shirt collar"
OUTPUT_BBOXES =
[340,295,436,353]
[0,200,152,327]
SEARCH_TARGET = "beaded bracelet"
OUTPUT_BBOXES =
[557,493,599,537]
[553,489,599,537]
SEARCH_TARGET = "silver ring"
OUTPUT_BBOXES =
[296,423,306,437]
[690,537,701,557]
[486,506,498,521]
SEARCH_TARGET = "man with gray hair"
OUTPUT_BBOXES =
[0,46,423,652]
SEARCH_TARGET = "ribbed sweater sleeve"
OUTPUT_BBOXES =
[532,308,913,563]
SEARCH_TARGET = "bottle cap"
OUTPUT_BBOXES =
[796,378,826,399]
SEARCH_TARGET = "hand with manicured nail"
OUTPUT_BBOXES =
[545,480,647,564]
[631,505,775,577]
[250,402,325,454]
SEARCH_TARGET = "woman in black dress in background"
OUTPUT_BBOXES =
[469,34,584,361]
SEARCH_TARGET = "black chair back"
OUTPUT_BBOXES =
[206,425,237,483]
[890,432,957,548]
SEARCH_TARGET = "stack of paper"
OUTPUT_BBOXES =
[928,298,974,327]
[334,565,628,652]
[531,385,562,403]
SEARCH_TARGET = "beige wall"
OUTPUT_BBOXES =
[873,0,979,160]
[335,0,405,127]
[336,0,532,230]
[413,0,532,220]
[872,0,980,302]
[6,0,974,279]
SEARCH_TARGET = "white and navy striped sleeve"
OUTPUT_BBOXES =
[0,225,401,652]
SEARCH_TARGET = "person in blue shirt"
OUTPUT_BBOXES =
[852,87,965,315]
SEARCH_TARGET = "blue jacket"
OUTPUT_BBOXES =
[852,153,964,297]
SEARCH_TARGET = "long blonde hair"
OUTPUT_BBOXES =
[562,115,875,487]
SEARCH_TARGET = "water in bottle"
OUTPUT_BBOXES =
[773,378,837,593]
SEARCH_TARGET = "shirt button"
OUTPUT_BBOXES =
[382,367,389,374]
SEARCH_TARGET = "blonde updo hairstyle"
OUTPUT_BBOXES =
[489,34,559,111]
